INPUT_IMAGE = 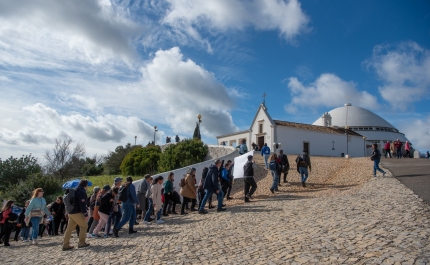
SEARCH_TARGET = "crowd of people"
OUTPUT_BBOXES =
[1,145,320,250]
[382,139,412,159]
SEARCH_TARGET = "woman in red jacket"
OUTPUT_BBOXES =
[0,200,15,246]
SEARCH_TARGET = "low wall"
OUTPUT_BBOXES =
[133,146,239,194]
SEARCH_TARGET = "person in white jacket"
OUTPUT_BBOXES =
[151,176,164,224]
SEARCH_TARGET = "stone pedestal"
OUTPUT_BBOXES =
[414,150,420,158]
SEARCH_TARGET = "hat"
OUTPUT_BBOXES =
[93,186,100,193]
[102,185,111,191]
[114,177,123,183]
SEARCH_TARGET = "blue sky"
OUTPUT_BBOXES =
[1,0,429,161]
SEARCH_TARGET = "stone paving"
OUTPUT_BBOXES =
[1,157,430,265]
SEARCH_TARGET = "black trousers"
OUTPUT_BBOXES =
[181,197,196,213]
[53,217,62,235]
[221,181,231,198]
[244,177,257,198]
[0,223,13,245]
[60,218,68,234]
[163,194,176,214]
[13,225,21,241]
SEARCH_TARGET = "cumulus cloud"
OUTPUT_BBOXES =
[161,0,310,50]
[285,73,378,113]
[400,115,430,151]
[0,103,162,146]
[140,47,238,136]
[366,42,430,110]
[0,0,142,69]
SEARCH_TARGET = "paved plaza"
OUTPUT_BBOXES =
[1,158,430,265]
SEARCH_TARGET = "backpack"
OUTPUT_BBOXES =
[296,155,308,167]
[269,160,277,171]
[179,176,186,187]
[64,188,77,214]
[118,185,129,202]
[243,161,254,176]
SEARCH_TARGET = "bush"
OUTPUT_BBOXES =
[158,138,208,172]
[0,173,63,206]
[0,154,41,193]
[120,145,162,176]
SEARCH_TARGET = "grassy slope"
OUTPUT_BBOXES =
[85,175,146,190]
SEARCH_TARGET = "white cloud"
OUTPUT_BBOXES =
[400,115,430,151]
[366,42,430,110]
[161,0,310,50]
[285,73,378,113]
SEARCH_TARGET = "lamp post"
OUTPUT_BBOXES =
[363,136,367,157]
[345,125,349,158]
[153,126,158,144]
[197,114,202,140]
[134,136,137,146]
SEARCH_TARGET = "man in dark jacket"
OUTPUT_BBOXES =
[279,150,290,183]
[243,155,258,202]
[198,160,226,214]
[62,179,90,251]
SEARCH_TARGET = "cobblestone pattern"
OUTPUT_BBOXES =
[2,157,429,265]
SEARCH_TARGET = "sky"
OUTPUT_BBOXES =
[1,0,430,161]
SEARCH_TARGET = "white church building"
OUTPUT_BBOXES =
[216,103,410,157]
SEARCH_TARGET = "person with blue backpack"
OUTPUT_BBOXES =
[260,143,271,169]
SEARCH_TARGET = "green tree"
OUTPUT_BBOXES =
[158,138,208,172]
[81,156,104,176]
[0,173,62,206]
[0,154,41,193]
[120,145,162,176]
[193,122,201,140]
[104,143,135,175]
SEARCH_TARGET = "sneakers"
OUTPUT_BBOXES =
[91,234,101,238]
[270,189,274,194]
[128,230,137,234]
[226,197,233,200]
[86,233,91,238]
[142,221,150,225]
[217,208,227,212]
[113,228,119,238]
[78,243,90,248]
[180,212,188,215]
[62,245,74,251]
[156,219,165,224]
[32,240,38,245]
[198,210,208,214]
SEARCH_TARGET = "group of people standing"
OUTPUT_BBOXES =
[383,139,412,159]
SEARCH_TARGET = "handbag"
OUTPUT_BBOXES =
[30,209,43,217]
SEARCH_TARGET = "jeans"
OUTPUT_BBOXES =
[30,217,41,240]
[270,170,278,191]
[156,209,162,220]
[263,154,270,169]
[107,210,122,234]
[144,198,154,222]
[396,148,402,158]
[299,167,309,183]
[21,226,30,240]
[373,159,385,176]
[116,203,136,231]
[199,189,224,211]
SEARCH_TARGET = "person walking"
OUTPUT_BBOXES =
[142,176,155,225]
[137,174,151,220]
[163,173,177,216]
[370,143,386,177]
[106,177,122,236]
[237,139,248,155]
[243,155,258,202]
[50,196,65,236]
[404,141,411,158]
[113,177,140,237]
[198,160,226,214]
[269,154,280,193]
[25,188,51,245]
[197,167,209,208]
[384,141,392,158]
[295,150,312,187]
[87,186,100,233]
[180,168,198,215]
[151,176,165,224]
[226,160,234,200]
[260,143,271,169]
[220,163,232,199]
[0,200,16,246]
[278,150,290,183]
[93,185,117,238]
[394,139,403,159]
[62,179,90,251]
[19,200,31,242]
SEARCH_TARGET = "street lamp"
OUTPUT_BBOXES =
[197,114,202,140]
[363,136,367,157]
[345,125,349,158]
[153,126,158,145]
[134,136,137,146]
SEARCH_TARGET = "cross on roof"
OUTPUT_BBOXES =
[262,92,267,104]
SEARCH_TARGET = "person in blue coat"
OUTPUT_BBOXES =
[198,160,226,214]
[113,177,140,237]
[260,143,271,169]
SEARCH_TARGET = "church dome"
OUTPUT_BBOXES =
[313,104,396,129]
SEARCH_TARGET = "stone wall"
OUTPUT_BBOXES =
[204,145,237,161]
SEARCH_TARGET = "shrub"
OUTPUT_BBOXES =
[0,173,63,206]
[120,145,162,176]
[158,138,208,172]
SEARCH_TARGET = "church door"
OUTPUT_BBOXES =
[258,136,264,150]
[303,142,310,154]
